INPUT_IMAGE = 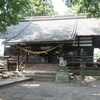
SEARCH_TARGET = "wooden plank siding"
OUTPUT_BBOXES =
[72,36,92,47]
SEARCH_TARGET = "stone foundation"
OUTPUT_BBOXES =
[55,71,69,83]
[55,66,70,83]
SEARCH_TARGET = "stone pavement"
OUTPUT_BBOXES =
[0,80,100,100]
[0,77,33,87]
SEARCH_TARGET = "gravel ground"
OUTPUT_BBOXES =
[0,80,100,100]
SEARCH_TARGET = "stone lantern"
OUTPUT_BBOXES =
[79,62,86,81]
[79,62,88,86]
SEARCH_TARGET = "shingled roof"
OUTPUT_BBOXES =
[0,15,100,44]
[77,18,100,36]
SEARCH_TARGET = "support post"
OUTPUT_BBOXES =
[26,47,29,61]
[26,52,28,61]
[16,45,20,71]
[6,58,8,71]
[78,37,80,56]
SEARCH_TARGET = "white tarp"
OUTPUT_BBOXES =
[0,39,5,56]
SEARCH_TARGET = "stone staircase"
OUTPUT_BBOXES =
[26,71,56,82]
[2,69,100,81]
[0,71,57,82]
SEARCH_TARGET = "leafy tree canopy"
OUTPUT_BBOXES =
[19,0,57,17]
[0,0,57,33]
[63,0,100,18]
[0,0,29,33]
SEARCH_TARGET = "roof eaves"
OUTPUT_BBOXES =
[6,39,73,44]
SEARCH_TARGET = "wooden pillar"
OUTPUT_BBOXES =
[92,37,94,56]
[26,52,28,61]
[78,37,80,56]
[16,44,20,71]
[26,47,29,61]
[6,58,9,71]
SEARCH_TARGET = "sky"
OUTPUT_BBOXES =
[51,0,68,15]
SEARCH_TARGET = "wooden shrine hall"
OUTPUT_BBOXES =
[0,14,100,71]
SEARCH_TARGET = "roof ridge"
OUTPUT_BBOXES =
[18,14,87,22]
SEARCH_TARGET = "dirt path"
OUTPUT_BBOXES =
[0,80,100,100]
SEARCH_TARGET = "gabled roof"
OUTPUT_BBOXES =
[0,14,100,44]
[0,16,77,44]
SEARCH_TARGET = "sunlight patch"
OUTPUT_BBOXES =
[22,84,40,87]
[93,93,100,96]
[85,76,96,82]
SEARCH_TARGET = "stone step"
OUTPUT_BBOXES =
[31,71,56,82]
[25,74,56,82]
[1,71,56,82]
[0,77,33,87]
[34,72,56,76]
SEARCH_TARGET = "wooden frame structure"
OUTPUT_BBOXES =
[0,14,100,71]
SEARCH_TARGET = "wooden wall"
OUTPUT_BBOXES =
[4,36,100,63]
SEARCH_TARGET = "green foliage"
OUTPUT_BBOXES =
[0,0,29,33]
[64,0,100,18]
[19,0,56,17]
[0,0,56,33]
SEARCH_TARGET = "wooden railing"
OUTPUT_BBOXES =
[18,56,24,70]
[65,56,100,70]
[0,60,8,71]
[0,56,9,72]
[7,55,100,70]
[8,56,24,71]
